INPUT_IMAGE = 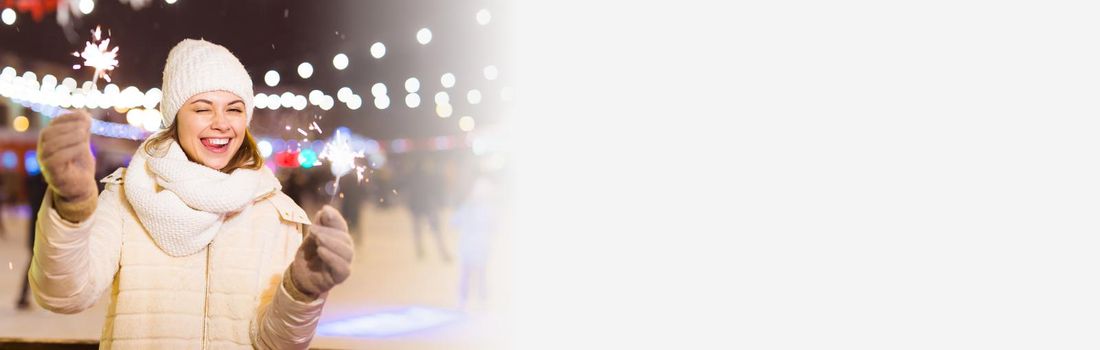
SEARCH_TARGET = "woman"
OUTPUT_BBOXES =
[29,39,354,349]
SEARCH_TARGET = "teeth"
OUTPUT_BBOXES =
[208,138,229,145]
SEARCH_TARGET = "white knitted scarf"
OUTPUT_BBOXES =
[125,139,280,257]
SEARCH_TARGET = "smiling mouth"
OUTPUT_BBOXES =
[200,137,231,153]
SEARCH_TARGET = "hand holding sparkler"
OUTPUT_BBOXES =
[285,205,355,302]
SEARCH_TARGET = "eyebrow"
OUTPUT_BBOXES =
[189,99,245,106]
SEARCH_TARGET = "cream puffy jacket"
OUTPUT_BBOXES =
[30,167,326,349]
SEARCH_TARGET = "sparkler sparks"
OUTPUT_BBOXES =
[72,26,119,89]
[355,165,367,183]
[319,128,365,204]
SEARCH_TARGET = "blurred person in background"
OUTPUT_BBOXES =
[338,174,366,243]
[401,156,451,262]
[15,171,47,310]
[29,39,355,349]
[452,176,499,309]
[0,172,16,240]
[282,169,309,210]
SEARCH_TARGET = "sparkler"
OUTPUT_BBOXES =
[319,128,365,204]
[72,26,119,90]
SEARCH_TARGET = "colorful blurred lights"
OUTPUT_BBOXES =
[24,151,39,175]
[274,150,299,168]
[298,149,318,168]
[1,151,15,170]
[390,139,409,153]
[12,116,29,132]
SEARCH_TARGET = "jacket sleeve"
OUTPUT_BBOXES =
[251,194,326,350]
[252,273,327,350]
[29,183,124,314]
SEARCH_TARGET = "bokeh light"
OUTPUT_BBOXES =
[338,87,353,102]
[297,62,313,79]
[79,0,94,15]
[264,70,280,87]
[371,83,387,97]
[1,8,15,25]
[476,9,491,25]
[441,73,455,88]
[435,103,453,118]
[416,28,432,45]
[257,139,273,158]
[298,148,318,168]
[1,151,16,170]
[333,53,349,70]
[374,96,390,109]
[370,42,386,58]
[483,65,499,80]
[24,151,39,175]
[458,116,475,131]
[12,115,28,132]
[405,93,420,108]
[466,89,482,104]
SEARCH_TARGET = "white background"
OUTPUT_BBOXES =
[510,1,1100,349]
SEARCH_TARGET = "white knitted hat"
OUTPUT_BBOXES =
[160,39,254,127]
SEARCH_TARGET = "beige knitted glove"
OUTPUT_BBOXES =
[285,205,355,301]
[38,111,98,223]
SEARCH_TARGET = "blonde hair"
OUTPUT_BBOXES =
[142,120,264,173]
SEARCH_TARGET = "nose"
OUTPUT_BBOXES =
[210,109,230,131]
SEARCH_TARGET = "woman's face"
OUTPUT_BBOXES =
[176,90,248,170]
